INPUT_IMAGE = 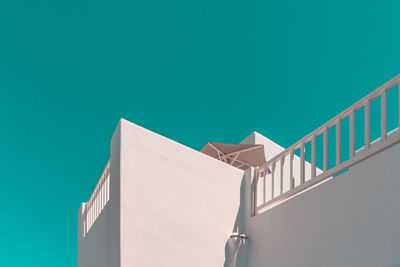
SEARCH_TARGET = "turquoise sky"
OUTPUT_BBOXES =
[1,1,400,266]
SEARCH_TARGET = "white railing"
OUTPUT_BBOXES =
[254,74,400,214]
[83,160,110,236]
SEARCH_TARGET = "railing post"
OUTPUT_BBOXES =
[88,199,93,230]
[105,167,109,202]
[336,120,341,165]
[104,173,107,205]
[100,179,103,211]
[381,89,387,140]
[311,136,316,178]
[350,110,355,158]
[290,151,294,189]
[95,187,98,224]
[300,144,305,184]
[365,100,371,149]
[95,188,98,223]
[107,171,110,202]
[323,128,328,171]
[253,169,259,215]
[83,203,87,236]
[88,202,91,231]
[280,157,285,194]
[263,169,266,203]
[271,162,276,199]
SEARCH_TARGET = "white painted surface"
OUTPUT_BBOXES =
[241,132,322,211]
[118,119,244,267]
[241,131,286,160]
[77,122,121,267]
[78,121,400,267]
[237,143,400,267]
[77,204,111,267]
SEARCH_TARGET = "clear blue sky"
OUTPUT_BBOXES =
[1,0,399,266]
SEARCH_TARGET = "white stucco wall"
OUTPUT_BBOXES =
[77,122,121,267]
[118,119,245,267]
[241,131,286,160]
[236,143,400,267]
[77,204,111,267]
[78,122,400,267]
[241,132,322,210]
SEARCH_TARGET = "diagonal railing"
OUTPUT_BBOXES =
[254,74,400,215]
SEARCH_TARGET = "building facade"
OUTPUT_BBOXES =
[78,75,400,267]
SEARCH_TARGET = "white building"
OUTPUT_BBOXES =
[77,75,400,267]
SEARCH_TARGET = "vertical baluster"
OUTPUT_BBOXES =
[263,168,266,203]
[107,167,110,202]
[94,192,97,222]
[97,187,100,218]
[107,171,110,202]
[381,89,387,140]
[280,157,285,194]
[91,199,94,227]
[105,176,107,204]
[365,100,371,149]
[95,189,98,222]
[104,174,107,204]
[323,128,328,171]
[84,204,87,236]
[98,185,101,215]
[90,202,93,229]
[93,198,95,225]
[311,136,316,178]
[100,177,104,212]
[88,201,91,230]
[92,192,95,224]
[271,162,276,199]
[99,181,102,214]
[92,197,94,226]
[93,197,95,225]
[88,202,91,230]
[350,110,355,158]
[336,120,341,165]
[300,144,305,184]
[102,178,107,209]
[290,151,294,189]
[102,176,105,209]
[95,191,97,222]
[254,169,259,211]
[105,169,108,203]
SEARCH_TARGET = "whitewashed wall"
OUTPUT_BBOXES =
[241,132,322,211]
[77,204,111,267]
[77,122,121,267]
[235,143,400,267]
[78,122,400,267]
[118,119,244,267]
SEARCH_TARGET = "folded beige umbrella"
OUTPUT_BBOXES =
[200,142,267,171]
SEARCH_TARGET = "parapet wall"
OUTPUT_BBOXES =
[239,143,400,267]
[118,119,245,267]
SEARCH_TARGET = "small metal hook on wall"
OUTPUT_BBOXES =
[230,233,248,239]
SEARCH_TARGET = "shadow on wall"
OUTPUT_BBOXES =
[223,169,251,267]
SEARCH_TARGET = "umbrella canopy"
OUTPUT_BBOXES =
[200,142,267,171]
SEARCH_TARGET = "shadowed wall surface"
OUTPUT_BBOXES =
[240,143,400,267]
[1,1,400,266]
